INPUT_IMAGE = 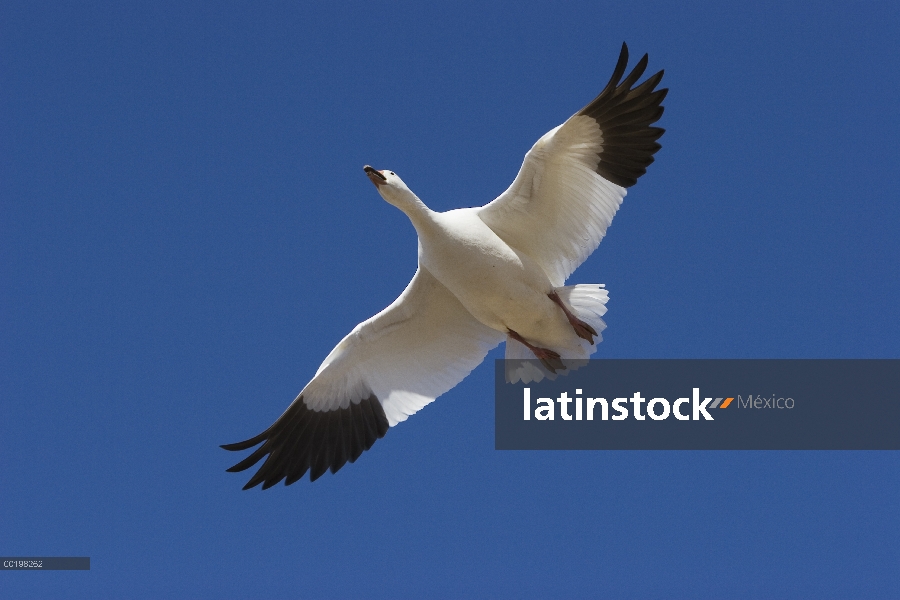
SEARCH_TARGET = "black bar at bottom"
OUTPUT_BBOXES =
[1,557,90,570]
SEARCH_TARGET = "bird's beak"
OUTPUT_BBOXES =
[364,165,387,188]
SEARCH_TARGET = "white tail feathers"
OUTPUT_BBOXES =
[505,284,609,384]
[557,283,609,351]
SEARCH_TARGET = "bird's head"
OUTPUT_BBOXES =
[363,165,417,209]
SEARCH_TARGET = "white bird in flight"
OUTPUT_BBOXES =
[223,43,666,487]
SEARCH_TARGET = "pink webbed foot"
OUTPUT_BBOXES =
[548,291,597,345]
[508,329,565,373]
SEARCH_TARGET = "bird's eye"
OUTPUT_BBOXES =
[390,172,395,175]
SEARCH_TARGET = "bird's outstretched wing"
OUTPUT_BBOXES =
[222,266,504,488]
[479,43,666,287]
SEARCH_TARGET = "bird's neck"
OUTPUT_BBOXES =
[394,191,436,235]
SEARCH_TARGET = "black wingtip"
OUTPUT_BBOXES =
[225,394,390,488]
[220,429,270,452]
[577,43,667,188]
[596,43,630,102]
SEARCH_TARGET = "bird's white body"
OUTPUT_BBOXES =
[415,207,573,350]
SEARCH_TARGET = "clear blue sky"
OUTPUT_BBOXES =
[2,1,898,597]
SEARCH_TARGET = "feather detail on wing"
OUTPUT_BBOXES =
[478,42,666,287]
[221,266,504,487]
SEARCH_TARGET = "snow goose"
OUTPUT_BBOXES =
[222,43,666,487]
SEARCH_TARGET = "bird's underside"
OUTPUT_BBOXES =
[223,42,666,487]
